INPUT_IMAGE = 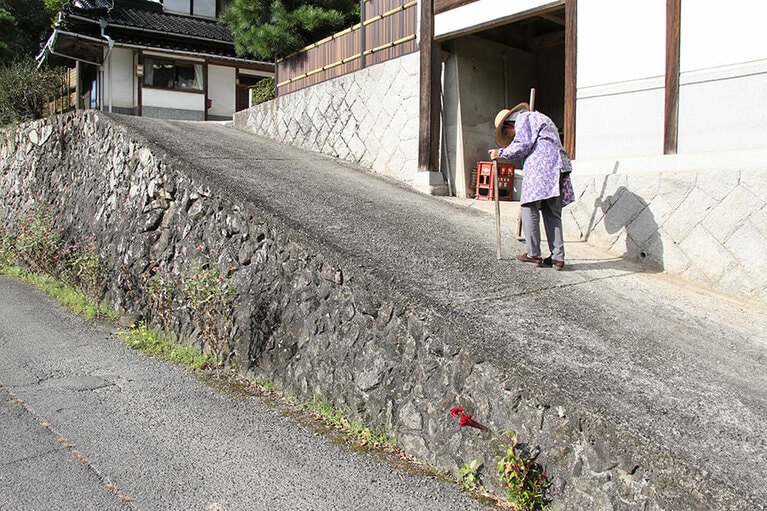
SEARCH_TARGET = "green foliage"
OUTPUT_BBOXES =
[457,459,483,492]
[307,397,396,448]
[1,207,107,308]
[493,430,550,510]
[0,8,19,62]
[12,206,62,276]
[22,271,117,320]
[0,58,64,127]
[182,264,238,361]
[251,76,274,105]
[221,0,359,60]
[60,239,103,298]
[144,268,178,336]
[118,322,216,369]
[42,0,64,14]
[0,0,57,59]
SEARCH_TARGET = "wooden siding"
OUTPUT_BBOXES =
[44,67,78,116]
[434,0,478,14]
[276,0,418,95]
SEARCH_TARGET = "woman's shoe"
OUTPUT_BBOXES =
[516,253,543,264]
[538,256,564,270]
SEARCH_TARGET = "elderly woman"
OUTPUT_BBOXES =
[488,102,575,270]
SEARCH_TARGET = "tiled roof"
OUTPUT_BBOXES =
[61,0,239,51]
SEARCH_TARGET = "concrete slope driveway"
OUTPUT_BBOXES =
[0,277,488,511]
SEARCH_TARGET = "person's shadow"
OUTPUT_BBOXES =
[589,186,664,271]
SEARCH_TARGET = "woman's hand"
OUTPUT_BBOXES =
[488,149,500,160]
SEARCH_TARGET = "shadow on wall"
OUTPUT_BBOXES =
[590,185,665,272]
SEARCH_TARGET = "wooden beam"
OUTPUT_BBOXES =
[564,0,577,158]
[418,0,440,172]
[664,0,680,155]
[539,13,566,26]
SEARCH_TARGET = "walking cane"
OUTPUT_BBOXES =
[493,157,501,260]
[516,88,536,240]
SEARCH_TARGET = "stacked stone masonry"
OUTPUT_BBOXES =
[0,112,758,510]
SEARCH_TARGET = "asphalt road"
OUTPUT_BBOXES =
[0,277,490,511]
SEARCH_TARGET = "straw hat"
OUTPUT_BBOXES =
[494,102,530,147]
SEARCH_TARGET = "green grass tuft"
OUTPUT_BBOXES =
[117,322,217,370]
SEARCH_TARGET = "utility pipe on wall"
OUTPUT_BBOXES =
[100,20,114,113]
[502,53,508,106]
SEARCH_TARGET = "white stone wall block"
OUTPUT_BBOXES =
[724,221,767,274]
[657,171,696,210]
[696,168,740,202]
[749,204,767,240]
[679,225,734,283]
[701,185,761,242]
[740,168,767,198]
[716,264,756,299]
[349,95,369,124]
[626,172,661,203]
[583,215,623,253]
[627,205,664,252]
[662,187,715,243]
[346,133,366,163]
[657,228,691,274]
[647,194,673,230]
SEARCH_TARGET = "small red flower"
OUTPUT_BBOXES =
[450,407,464,417]
[458,413,489,431]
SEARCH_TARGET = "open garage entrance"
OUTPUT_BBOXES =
[438,4,570,198]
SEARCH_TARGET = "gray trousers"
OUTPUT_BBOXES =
[521,194,565,261]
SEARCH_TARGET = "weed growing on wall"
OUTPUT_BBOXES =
[449,407,550,509]
[118,321,216,369]
[60,239,103,298]
[307,397,396,449]
[13,206,63,276]
[457,459,483,492]
[182,264,238,363]
[1,207,105,301]
[493,430,550,510]
[144,267,179,336]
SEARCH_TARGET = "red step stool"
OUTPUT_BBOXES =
[475,161,514,201]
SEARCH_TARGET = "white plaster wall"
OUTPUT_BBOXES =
[678,62,767,153]
[208,65,235,118]
[577,0,665,88]
[676,1,767,154]
[143,88,204,112]
[163,0,190,15]
[106,47,136,110]
[574,0,666,161]
[576,79,665,159]
[434,0,560,40]
[193,0,216,19]
[680,1,767,72]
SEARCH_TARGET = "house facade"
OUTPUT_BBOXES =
[37,0,273,121]
[235,0,767,303]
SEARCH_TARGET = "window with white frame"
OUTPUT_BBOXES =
[143,57,204,92]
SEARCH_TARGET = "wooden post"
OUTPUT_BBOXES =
[493,158,501,260]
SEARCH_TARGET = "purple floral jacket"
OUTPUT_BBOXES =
[497,111,575,207]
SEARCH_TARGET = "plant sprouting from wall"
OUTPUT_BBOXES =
[492,430,550,510]
[144,266,179,337]
[182,263,238,363]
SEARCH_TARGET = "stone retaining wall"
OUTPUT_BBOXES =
[1,112,753,510]
[234,52,420,186]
